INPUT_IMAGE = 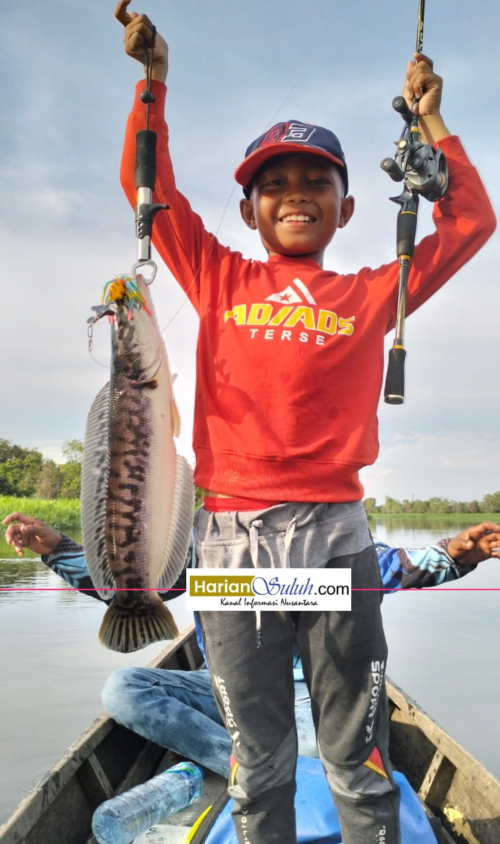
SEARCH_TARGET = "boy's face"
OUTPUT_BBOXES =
[240,153,354,267]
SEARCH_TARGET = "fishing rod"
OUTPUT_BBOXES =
[133,25,169,285]
[87,25,168,353]
[381,0,448,404]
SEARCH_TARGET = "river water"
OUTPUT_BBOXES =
[0,517,499,826]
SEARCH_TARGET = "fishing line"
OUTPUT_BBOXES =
[158,83,298,336]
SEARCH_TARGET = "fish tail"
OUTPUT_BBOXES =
[98,600,179,653]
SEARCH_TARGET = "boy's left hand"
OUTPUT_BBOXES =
[403,53,442,118]
[447,522,500,566]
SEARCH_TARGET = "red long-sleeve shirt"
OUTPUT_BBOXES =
[121,81,496,502]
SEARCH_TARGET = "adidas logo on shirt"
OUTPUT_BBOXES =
[265,278,317,306]
[224,277,354,345]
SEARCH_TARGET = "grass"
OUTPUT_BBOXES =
[1,496,498,533]
[368,512,500,523]
[0,496,81,531]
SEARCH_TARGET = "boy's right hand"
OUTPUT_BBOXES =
[114,0,168,83]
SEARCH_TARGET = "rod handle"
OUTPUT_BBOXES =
[135,129,157,190]
[384,346,406,404]
[397,209,418,258]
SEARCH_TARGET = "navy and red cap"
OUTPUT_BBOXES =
[235,119,349,196]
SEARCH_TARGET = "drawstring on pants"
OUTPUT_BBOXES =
[249,519,264,646]
[249,516,297,647]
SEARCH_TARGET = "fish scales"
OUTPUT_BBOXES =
[82,275,195,652]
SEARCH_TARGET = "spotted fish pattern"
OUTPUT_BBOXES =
[81,276,194,652]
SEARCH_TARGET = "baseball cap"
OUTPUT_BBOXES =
[235,120,348,195]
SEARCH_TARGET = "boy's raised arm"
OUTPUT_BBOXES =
[115,1,234,309]
[371,53,496,325]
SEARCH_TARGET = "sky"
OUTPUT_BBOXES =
[0,0,499,505]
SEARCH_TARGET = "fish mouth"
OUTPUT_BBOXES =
[88,303,118,325]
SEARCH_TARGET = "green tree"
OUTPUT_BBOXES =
[36,460,63,499]
[480,491,500,513]
[411,499,428,513]
[466,500,481,514]
[363,497,377,513]
[0,439,43,496]
[58,439,84,499]
[382,496,403,514]
[62,439,84,464]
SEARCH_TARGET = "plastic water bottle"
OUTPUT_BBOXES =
[92,761,204,844]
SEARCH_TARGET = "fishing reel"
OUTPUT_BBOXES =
[381,96,448,202]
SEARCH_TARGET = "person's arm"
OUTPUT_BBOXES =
[43,536,105,601]
[376,539,474,591]
[115,1,235,310]
[2,513,188,603]
[376,522,500,591]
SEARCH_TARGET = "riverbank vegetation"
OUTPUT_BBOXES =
[0,439,82,499]
[363,492,500,516]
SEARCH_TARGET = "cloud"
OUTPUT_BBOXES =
[361,432,500,502]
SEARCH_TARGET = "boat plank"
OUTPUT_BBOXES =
[116,745,175,796]
[443,770,500,844]
[24,775,93,844]
[418,748,456,809]
[77,751,115,807]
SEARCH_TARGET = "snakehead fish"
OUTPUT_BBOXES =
[81,275,194,653]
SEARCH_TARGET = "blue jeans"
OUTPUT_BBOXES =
[102,667,317,779]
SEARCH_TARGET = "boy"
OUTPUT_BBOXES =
[115,3,496,843]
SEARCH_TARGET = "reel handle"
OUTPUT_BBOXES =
[392,95,414,124]
[381,158,404,182]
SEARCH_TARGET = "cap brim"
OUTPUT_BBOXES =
[234,142,346,190]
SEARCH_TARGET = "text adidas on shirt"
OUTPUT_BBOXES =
[224,277,355,346]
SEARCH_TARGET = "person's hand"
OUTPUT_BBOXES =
[447,522,500,567]
[403,53,442,117]
[115,0,168,83]
[2,513,63,557]
[402,53,449,144]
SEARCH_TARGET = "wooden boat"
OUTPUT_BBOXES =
[1,622,499,844]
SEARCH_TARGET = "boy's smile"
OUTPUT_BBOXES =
[240,153,355,267]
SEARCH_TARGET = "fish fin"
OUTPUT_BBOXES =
[157,455,195,591]
[170,397,181,438]
[99,599,179,653]
[81,383,115,600]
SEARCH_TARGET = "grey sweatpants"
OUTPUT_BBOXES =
[195,503,401,844]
